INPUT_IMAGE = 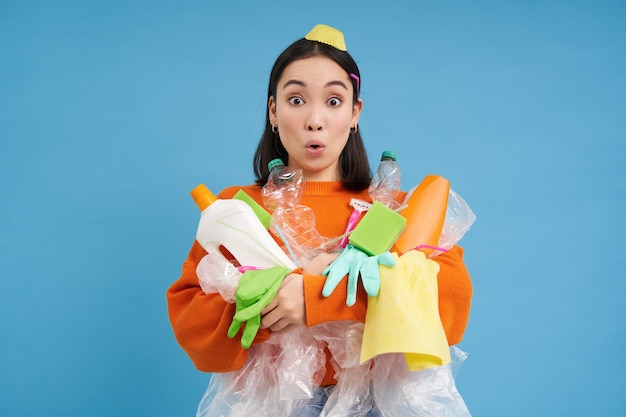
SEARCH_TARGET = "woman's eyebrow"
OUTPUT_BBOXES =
[325,80,348,90]
[283,79,306,88]
[282,79,348,90]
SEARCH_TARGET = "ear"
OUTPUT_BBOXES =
[352,98,363,127]
[268,96,277,124]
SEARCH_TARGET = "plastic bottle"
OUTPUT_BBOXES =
[262,159,329,266]
[391,174,450,257]
[190,183,296,270]
[262,159,304,211]
[369,151,402,209]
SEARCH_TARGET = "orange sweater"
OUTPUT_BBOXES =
[167,181,472,386]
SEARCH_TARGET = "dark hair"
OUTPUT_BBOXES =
[253,38,371,190]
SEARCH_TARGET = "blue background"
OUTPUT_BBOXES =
[1,0,624,416]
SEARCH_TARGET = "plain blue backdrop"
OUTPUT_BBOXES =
[1,0,624,416]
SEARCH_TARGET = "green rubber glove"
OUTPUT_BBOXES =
[227,266,291,348]
[322,245,396,306]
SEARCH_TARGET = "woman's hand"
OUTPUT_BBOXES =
[259,252,340,332]
[302,252,340,275]
[260,273,306,332]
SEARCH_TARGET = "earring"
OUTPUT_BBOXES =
[350,125,358,134]
[272,125,279,134]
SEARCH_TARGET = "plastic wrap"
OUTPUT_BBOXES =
[196,252,473,416]
[196,322,470,417]
[371,347,471,417]
[196,327,326,417]
[196,253,242,303]
[437,189,476,251]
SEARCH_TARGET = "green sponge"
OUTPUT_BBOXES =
[348,201,407,255]
[233,189,272,230]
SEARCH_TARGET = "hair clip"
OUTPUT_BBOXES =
[349,73,360,95]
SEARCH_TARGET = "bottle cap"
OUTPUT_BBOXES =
[381,151,396,161]
[190,183,217,211]
[268,158,285,172]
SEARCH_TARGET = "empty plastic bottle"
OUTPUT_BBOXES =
[262,159,329,266]
[262,159,304,211]
[369,151,402,209]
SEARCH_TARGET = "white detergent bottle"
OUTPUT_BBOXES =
[190,184,296,270]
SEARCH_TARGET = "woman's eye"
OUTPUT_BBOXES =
[288,97,304,105]
[327,97,342,107]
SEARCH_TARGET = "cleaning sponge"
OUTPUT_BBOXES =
[348,201,406,255]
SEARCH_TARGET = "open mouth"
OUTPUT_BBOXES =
[305,140,325,154]
[306,140,325,149]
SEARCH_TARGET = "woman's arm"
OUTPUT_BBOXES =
[166,240,272,372]
[433,245,473,345]
[259,251,367,330]
[301,246,472,345]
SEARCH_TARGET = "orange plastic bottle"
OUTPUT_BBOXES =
[391,175,450,257]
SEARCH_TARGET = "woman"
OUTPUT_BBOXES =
[167,24,473,417]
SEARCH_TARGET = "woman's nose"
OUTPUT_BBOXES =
[306,108,323,131]
[307,123,322,131]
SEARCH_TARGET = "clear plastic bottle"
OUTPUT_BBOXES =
[262,159,329,266]
[262,159,304,211]
[369,150,402,209]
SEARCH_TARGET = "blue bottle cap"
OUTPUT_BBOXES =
[381,151,396,161]
[268,158,285,172]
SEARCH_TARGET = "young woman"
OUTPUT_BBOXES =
[167,24,473,417]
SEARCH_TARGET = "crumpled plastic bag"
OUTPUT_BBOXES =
[437,189,476,252]
[196,322,471,417]
[196,326,325,417]
[196,253,242,303]
[371,347,471,417]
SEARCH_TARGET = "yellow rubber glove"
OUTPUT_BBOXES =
[360,251,451,371]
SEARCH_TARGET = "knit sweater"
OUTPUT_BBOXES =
[167,181,473,386]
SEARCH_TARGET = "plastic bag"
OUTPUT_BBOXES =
[437,189,476,251]
[196,253,242,303]
[196,327,328,417]
[195,258,473,417]
[196,321,471,417]
[371,347,471,416]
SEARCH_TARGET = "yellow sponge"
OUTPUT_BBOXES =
[349,201,406,255]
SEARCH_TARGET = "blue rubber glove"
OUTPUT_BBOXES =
[228,266,290,348]
[322,245,396,306]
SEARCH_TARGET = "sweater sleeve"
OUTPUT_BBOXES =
[433,245,473,345]
[303,273,368,327]
[166,240,271,372]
